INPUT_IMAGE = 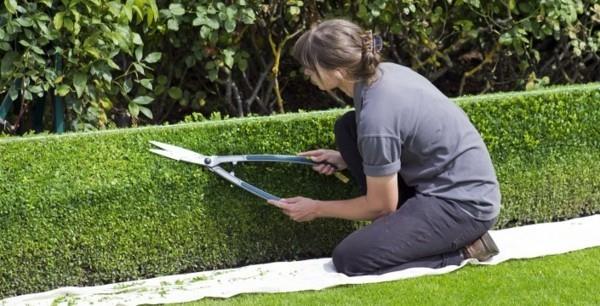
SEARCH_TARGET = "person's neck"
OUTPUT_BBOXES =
[337,79,356,98]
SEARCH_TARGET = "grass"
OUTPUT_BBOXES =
[174,247,600,306]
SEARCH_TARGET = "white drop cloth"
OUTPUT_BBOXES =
[3,214,599,306]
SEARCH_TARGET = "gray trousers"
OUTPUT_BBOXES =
[332,111,496,276]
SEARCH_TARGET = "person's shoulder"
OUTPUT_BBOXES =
[378,62,404,69]
[378,62,414,75]
[377,62,447,100]
[366,63,423,99]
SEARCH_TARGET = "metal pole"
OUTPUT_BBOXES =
[54,53,65,133]
[0,79,21,120]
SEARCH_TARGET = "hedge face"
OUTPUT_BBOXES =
[1,84,599,297]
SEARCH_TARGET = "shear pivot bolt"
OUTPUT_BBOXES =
[204,157,212,165]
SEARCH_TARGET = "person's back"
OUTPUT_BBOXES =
[355,62,500,221]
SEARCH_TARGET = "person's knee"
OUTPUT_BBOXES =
[332,240,366,276]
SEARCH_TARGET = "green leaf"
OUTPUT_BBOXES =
[139,79,152,90]
[132,96,154,105]
[157,75,168,85]
[128,102,140,117]
[224,20,236,33]
[206,5,217,14]
[240,8,255,24]
[192,16,203,27]
[99,97,112,110]
[139,105,153,119]
[1,51,19,77]
[8,85,18,100]
[169,3,186,16]
[184,56,195,68]
[18,40,31,47]
[205,18,220,30]
[167,19,179,31]
[101,71,112,83]
[106,59,120,70]
[122,2,133,22]
[132,5,144,22]
[168,87,182,100]
[132,33,143,45]
[223,49,235,69]
[31,45,45,55]
[133,62,145,74]
[24,89,32,100]
[16,17,33,27]
[135,46,143,62]
[200,26,211,39]
[144,52,161,63]
[85,47,101,59]
[29,85,43,94]
[63,17,73,32]
[56,84,70,96]
[123,78,133,94]
[499,33,513,46]
[4,0,17,14]
[468,0,480,8]
[226,6,237,19]
[237,58,248,71]
[73,72,88,98]
[207,69,218,82]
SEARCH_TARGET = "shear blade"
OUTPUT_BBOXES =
[149,148,181,161]
[149,141,205,164]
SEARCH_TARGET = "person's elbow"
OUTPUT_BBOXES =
[373,201,397,218]
[364,195,397,219]
[365,174,399,219]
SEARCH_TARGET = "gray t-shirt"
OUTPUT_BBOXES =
[353,62,500,221]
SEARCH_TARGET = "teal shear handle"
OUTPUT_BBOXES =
[240,182,280,201]
[244,155,338,169]
[210,166,281,201]
[210,155,340,201]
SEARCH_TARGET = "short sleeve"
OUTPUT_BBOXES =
[358,135,402,176]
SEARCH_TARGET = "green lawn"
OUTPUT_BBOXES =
[174,247,600,306]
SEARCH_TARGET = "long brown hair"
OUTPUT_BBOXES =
[292,19,382,84]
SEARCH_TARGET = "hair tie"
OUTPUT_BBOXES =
[361,30,373,55]
[362,30,383,56]
[372,35,383,54]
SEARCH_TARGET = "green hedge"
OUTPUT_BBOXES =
[1,84,599,298]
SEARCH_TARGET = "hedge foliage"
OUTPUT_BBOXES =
[1,83,599,297]
[1,0,599,132]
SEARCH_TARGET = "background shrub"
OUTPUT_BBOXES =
[1,0,598,133]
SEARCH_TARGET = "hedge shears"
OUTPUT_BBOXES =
[149,141,349,201]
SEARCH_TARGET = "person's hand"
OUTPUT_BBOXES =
[298,149,347,175]
[267,197,320,222]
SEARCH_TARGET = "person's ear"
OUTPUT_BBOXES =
[334,69,347,80]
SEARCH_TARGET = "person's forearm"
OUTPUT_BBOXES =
[315,196,393,221]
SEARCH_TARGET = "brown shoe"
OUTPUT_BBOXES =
[462,232,499,261]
